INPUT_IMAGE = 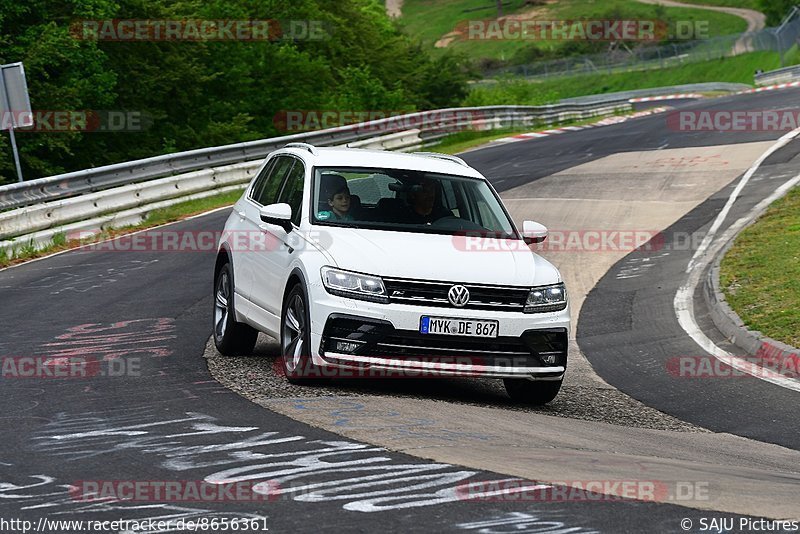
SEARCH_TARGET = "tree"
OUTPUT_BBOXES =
[759,0,795,26]
[0,0,470,184]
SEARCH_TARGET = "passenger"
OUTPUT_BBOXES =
[317,174,354,222]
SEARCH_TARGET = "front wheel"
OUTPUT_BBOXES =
[281,284,318,384]
[213,263,258,356]
[503,378,563,405]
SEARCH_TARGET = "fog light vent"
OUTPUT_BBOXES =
[540,353,558,365]
[336,341,361,353]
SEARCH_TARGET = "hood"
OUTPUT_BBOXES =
[309,226,561,287]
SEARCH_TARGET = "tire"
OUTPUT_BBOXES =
[213,263,258,356]
[503,378,563,405]
[281,284,317,384]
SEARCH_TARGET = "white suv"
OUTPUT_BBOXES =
[213,143,569,404]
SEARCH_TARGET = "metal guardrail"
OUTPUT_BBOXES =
[0,99,632,253]
[0,101,629,211]
[754,64,800,85]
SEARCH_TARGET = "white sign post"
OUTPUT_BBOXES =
[0,62,33,182]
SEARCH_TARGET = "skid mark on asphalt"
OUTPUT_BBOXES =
[0,259,159,294]
[457,511,599,533]
[29,407,585,516]
[615,253,671,280]
[38,318,176,361]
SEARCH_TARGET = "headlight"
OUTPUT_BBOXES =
[524,283,567,313]
[320,266,388,303]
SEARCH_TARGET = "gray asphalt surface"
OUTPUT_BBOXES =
[0,213,734,533]
[578,139,800,449]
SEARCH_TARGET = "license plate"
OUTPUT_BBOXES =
[420,316,498,338]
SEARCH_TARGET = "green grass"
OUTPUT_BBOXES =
[0,187,245,269]
[720,186,800,348]
[400,0,749,61]
[466,50,781,104]
[51,232,66,247]
[141,189,244,226]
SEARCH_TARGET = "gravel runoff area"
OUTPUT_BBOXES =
[205,334,705,433]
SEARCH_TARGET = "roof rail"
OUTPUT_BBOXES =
[414,152,468,167]
[284,142,318,155]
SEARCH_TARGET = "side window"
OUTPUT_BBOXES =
[248,158,276,203]
[277,159,305,226]
[253,156,294,206]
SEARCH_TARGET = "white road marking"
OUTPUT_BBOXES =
[687,127,800,273]
[674,127,800,392]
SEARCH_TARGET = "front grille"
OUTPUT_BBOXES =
[383,277,529,311]
[321,315,567,369]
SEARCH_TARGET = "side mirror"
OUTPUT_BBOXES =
[260,203,293,233]
[522,220,548,245]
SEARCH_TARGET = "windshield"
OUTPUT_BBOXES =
[312,167,518,238]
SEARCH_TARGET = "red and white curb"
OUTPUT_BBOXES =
[629,93,703,102]
[489,106,672,145]
[634,82,800,100]
[738,81,800,94]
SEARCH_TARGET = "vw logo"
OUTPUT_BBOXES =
[447,285,470,307]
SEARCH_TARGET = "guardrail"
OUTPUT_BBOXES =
[0,99,633,256]
[754,64,800,86]
[0,101,629,211]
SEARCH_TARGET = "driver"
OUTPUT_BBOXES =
[403,177,450,224]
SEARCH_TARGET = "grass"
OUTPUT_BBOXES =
[140,189,244,226]
[720,186,800,348]
[400,0,749,61]
[466,50,782,104]
[0,187,244,269]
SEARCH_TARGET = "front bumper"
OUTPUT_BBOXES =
[309,284,570,379]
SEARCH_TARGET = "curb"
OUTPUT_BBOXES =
[702,207,800,375]
[488,106,672,145]
[738,81,800,94]
[629,94,704,102]
[488,81,800,149]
